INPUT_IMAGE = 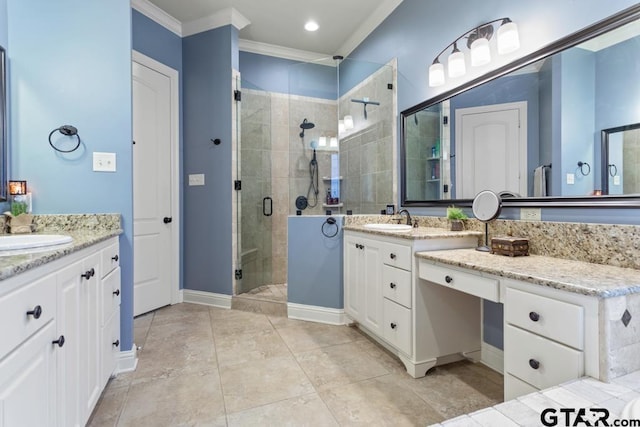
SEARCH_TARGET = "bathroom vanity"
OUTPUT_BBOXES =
[343,224,482,378]
[0,229,121,427]
[416,248,640,400]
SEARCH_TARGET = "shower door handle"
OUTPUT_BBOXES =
[263,197,273,217]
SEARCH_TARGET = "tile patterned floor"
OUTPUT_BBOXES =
[88,303,503,426]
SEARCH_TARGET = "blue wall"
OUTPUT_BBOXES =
[287,216,343,309]
[0,0,6,49]
[183,26,236,295]
[131,9,184,291]
[6,0,134,349]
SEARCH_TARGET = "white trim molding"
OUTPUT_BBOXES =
[183,289,233,309]
[287,303,346,325]
[239,39,333,65]
[131,0,182,36]
[481,342,504,374]
[115,346,138,374]
[183,7,250,37]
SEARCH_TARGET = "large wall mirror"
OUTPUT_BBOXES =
[0,46,6,202]
[401,5,640,208]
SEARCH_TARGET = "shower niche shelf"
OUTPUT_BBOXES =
[322,176,343,181]
[323,203,344,208]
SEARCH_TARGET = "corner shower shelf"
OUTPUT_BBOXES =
[323,203,344,208]
[322,176,343,180]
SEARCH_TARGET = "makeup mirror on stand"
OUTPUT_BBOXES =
[472,190,502,251]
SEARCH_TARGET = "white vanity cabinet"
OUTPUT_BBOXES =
[344,229,479,378]
[503,280,597,400]
[0,235,121,427]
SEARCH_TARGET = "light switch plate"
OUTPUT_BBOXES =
[566,173,575,185]
[614,175,621,186]
[520,208,541,221]
[93,152,116,172]
[188,174,205,186]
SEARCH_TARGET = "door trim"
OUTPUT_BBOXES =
[132,50,180,306]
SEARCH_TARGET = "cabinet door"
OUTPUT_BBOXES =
[57,260,83,427]
[80,252,102,422]
[362,239,383,335]
[102,308,121,389]
[0,321,57,427]
[344,235,363,322]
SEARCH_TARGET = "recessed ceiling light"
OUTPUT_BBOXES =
[305,21,319,32]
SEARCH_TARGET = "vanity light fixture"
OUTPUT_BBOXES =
[428,17,520,87]
[329,137,338,148]
[343,115,354,130]
[338,120,345,134]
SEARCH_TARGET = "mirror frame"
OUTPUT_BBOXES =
[600,122,640,196]
[400,4,640,209]
[0,45,6,202]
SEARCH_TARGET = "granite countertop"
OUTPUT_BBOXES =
[416,248,640,298]
[0,228,122,281]
[343,224,483,241]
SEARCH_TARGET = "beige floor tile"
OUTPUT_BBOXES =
[145,316,213,344]
[210,308,275,338]
[295,340,392,390]
[231,296,287,316]
[267,314,317,329]
[320,374,444,426]
[118,372,226,427]
[151,302,211,325]
[87,382,129,427]
[215,327,291,369]
[277,321,365,353]
[227,393,338,427]
[219,354,315,413]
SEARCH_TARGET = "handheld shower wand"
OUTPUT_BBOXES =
[307,140,319,207]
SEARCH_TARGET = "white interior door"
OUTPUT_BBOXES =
[455,102,527,199]
[132,59,173,316]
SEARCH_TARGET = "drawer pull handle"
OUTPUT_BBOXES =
[26,305,43,319]
[390,323,397,329]
[390,283,396,289]
[113,339,120,348]
[390,253,396,260]
[445,275,453,284]
[113,289,120,296]
[52,335,65,348]
[529,359,540,370]
[81,268,95,280]
[529,311,540,322]
[111,254,119,262]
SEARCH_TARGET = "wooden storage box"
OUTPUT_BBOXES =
[491,236,529,257]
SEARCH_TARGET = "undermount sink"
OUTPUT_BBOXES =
[0,234,73,253]
[363,223,413,232]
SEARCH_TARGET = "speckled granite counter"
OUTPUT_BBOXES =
[432,372,640,426]
[343,224,483,241]
[0,214,122,281]
[416,248,640,298]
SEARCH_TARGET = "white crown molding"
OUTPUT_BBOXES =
[131,0,182,36]
[239,39,335,66]
[183,7,250,37]
[336,0,403,57]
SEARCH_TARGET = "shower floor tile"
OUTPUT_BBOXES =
[88,303,503,426]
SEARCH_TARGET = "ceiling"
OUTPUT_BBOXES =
[140,0,403,59]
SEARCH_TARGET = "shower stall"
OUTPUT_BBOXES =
[234,58,396,297]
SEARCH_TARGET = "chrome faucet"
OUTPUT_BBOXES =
[397,209,412,225]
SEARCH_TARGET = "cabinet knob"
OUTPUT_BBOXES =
[389,283,396,289]
[26,305,42,319]
[529,311,540,322]
[80,268,95,280]
[163,217,173,224]
[113,289,120,296]
[113,339,120,348]
[390,253,396,260]
[390,323,397,329]
[52,335,65,348]
[529,359,540,370]
[445,275,453,284]
[111,254,119,262]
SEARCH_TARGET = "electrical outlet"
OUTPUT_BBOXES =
[566,173,575,185]
[520,208,541,221]
[188,174,205,186]
[92,152,116,172]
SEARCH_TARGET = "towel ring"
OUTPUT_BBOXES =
[321,217,339,238]
[49,125,81,153]
[608,164,618,177]
[577,161,591,176]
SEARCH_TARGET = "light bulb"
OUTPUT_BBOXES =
[428,61,445,87]
[470,37,491,66]
[338,120,345,134]
[497,20,520,54]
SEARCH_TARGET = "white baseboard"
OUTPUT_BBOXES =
[287,303,346,325]
[481,342,504,374]
[182,289,232,309]
[115,345,138,374]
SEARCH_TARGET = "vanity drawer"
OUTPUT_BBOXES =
[101,267,121,325]
[0,273,57,360]
[100,240,120,279]
[382,242,412,271]
[383,298,412,356]
[382,265,411,308]
[505,325,583,391]
[505,287,584,350]
[419,262,499,302]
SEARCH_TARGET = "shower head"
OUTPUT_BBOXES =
[299,118,315,138]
